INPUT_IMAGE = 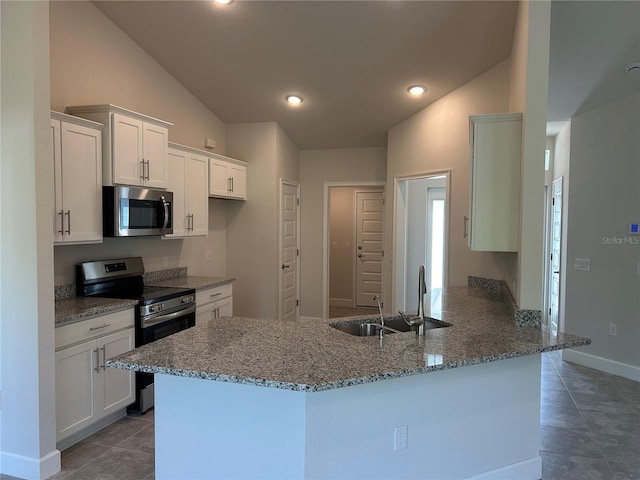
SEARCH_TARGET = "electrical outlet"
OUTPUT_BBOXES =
[162,256,169,268]
[394,425,408,451]
[608,323,617,336]
[575,258,591,271]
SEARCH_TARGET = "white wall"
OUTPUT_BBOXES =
[384,60,512,310]
[507,0,550,309]
[226,122,299,319]
[49,1,230,283]
[0,2,59,478]
[299,148,387,319]
[329,187,356,305]
[563,91,640,376]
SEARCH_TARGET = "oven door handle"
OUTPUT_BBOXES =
[160,196,170,233]
[143,304,196,328]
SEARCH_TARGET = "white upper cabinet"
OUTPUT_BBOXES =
[51,111,103,245]
[66,105,171,188]
[208,153,247,200]
[166,143,209,238]
[468,113,522,252]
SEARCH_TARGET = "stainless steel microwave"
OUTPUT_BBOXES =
[103,186,173,237]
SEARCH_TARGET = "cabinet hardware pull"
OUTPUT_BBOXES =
[100,346,106,370]
[463,216,469,238]
[58,210,65,235]
[89,323,111,331]
[140,159,146,180]
[227,177,232,192]
[231,177,234,193]
[65,210,71,234]
[94,348,100,373]
[146,159,150,180]
[210,292,223,298]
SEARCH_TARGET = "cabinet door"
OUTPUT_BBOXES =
[55,340,99,442]
[98,328,135,416]
[166,149,187,238]
[143,122,168,188]
[186,153,209,236]
[208,159,229,197]
[215,296,233,318]
[112,113,144,186]
[228,164,247,200]
[52,119,64,242]
[195,302,216,326]
[59,121,103,244]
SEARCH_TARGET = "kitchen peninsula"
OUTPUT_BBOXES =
[107,284,590,480]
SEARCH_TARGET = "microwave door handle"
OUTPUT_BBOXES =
[160,196,169,232]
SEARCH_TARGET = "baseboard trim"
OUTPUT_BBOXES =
[563,349,640,381]
[329,298,353,307]
[299,316,322,322]
[467,455,542,480]
[56,408,127,451]
[0,447,61,480]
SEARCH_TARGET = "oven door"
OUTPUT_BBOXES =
[131,304,195,413]
[104,185,173,237]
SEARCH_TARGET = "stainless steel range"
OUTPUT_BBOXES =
[77,256,195,413]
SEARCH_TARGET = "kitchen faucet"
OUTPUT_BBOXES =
[374,295,385,340]
[399,265,427,335]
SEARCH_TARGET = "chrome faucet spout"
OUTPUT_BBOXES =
[374,295,384,340]
[417,265,427,336]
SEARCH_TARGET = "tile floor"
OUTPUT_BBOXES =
[1,351,636,480]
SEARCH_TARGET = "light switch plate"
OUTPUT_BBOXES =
[575,258,591,271]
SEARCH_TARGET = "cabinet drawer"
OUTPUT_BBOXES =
[56,309,135,350]
[196,284,232,306]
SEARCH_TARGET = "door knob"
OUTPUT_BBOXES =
[282,264,290,269]
[553,271,560,274]
[357,246,362,250]
[358,253,362,258]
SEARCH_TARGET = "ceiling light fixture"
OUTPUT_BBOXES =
[285,95,303,105]
[407,85,426,96]
[213,0,233,5]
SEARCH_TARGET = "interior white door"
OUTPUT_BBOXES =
[355,190,384,307]
[280,182,299,321]
[549,177,563,336]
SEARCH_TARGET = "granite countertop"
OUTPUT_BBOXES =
[146,276,234,291]
[55,297,137,328]
[106,286,591,392]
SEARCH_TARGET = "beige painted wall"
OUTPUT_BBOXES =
[1,1,59,476]
[49,1,229,284]
[226,122,299,319]
[507,0,550,309]
[384,60,513,311]
[565,91,640,369]
[299,148,387,319]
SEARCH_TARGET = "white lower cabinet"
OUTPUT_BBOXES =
[55,309,135,446]
[195,284,233,326]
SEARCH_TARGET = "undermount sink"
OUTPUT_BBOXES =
[330,317,450,337]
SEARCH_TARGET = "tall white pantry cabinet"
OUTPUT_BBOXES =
[65,104,172,188]
[468,113,522,252]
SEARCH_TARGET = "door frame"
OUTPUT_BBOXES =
[278,179,300,321]
[323,181,386,320]
[392,170,451,313]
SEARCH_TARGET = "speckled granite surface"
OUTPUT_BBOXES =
[468,276,542,327]
[55,297,137,327]
[143,267,187,283]
[106,286,590,392]
[55,283,75,300]
[146,275,234,291]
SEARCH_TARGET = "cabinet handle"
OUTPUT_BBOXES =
[94,348,100,373]
[100,345,106,371]
[463,216,469,239]
[190,214,194,231]
[210,292,223,298]
[231,177,234,193]
[65,210,71,234]
[58,210,65,235]
[89,323,111,331]
[140,159,146,180]
[146,159,151,180]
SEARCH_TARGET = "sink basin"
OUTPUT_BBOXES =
[330,317,450,336]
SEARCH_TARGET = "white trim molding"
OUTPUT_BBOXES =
[0,449,61,480]
[563,349,640,382]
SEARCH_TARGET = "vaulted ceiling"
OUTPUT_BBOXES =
[94,1,639,148]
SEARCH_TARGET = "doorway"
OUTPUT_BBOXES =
[279,180,300,321]
[323,182,385,319]
[547,177,563,336]
[393,172,450,313]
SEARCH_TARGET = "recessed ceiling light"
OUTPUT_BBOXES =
[407,85,426,96]
[213,0,233,5]
[285,95,303,105]
[624,62,640,74]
